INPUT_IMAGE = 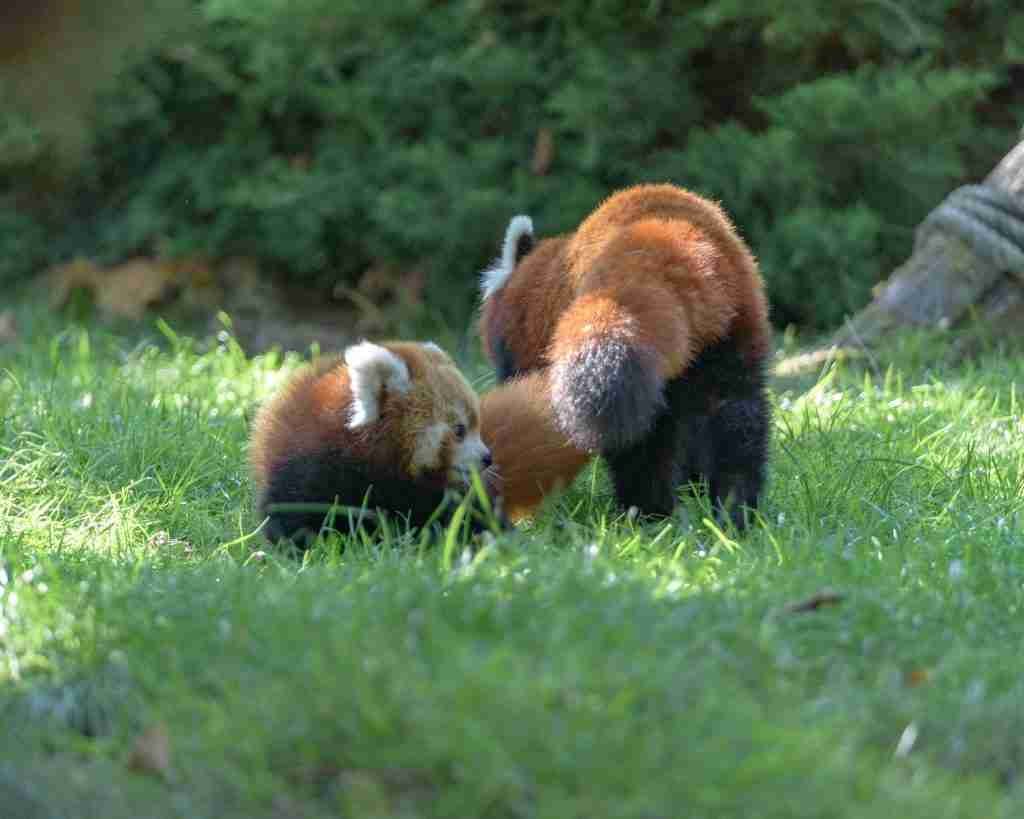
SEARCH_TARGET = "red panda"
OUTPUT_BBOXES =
[478,184,772,527]
[249,340,496,544]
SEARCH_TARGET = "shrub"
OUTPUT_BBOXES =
[3,0,1023,329]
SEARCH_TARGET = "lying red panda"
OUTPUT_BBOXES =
[478,184,772,527]
[249,340,497,544]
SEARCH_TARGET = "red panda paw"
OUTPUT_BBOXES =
[549,339,666,453]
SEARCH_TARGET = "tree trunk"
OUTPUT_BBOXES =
[832,137,1024,347]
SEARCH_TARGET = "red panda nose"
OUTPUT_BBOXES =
[481,450,493,469]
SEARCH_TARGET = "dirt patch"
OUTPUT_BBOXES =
[194,258,364,355]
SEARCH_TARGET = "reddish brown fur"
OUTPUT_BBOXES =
[480,372,592,521]
[478,184,771,521]
[250,342,476,496]
[481,184,770,380]
[567,186,767,362]
[251,356,363,490]
[480,236,572,373]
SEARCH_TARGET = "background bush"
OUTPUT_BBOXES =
[3,0,1023,330]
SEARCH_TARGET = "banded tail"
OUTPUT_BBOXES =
[547,280,692,453]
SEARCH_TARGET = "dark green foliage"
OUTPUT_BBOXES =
[3,0,1023,329]
[0,206,48,288]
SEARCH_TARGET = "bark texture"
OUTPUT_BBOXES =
[832,138,1024,346]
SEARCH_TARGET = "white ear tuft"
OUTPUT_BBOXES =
[479,214,534,300]
[344,342,411,428]
[421,341,444,354]
[502,215,534,271]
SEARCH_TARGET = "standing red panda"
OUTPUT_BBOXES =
[249,340,495,544]
[478,184,772,527]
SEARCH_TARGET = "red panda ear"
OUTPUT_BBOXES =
[508,215,535,266]
[480,214,534,300]
[345,342,411,428]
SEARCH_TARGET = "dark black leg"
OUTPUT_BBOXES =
[603,359,714,518]
[603,390,770,527]
[604,402,684,517]
[601,335,771,527]
[669,337,771,529]
[705,392,771,530]
[677,413,713,493]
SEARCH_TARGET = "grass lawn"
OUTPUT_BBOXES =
[3,297,1024,817]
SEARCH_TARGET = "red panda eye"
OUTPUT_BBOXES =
[454,423,467,441]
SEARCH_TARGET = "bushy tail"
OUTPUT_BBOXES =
[480,372,592,521]
[547,282,690,452]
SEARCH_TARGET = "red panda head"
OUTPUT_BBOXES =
[478,216,572,382]
[345,341,491,486]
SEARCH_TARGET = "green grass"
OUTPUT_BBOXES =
[3,297,1024,817]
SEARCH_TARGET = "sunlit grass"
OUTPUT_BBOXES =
[3,298,1024,817]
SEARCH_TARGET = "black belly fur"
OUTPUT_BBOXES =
[260,449,476,547]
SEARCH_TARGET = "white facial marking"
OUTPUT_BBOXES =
[345,341,411,429]
[479,214,534,301]
[411,422,449,473]
[453,431,490,476]
[422,341,445,355]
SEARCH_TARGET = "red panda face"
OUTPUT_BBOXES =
[345,341,490,486]
[405,342,490,485]
[407,400,489,486]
